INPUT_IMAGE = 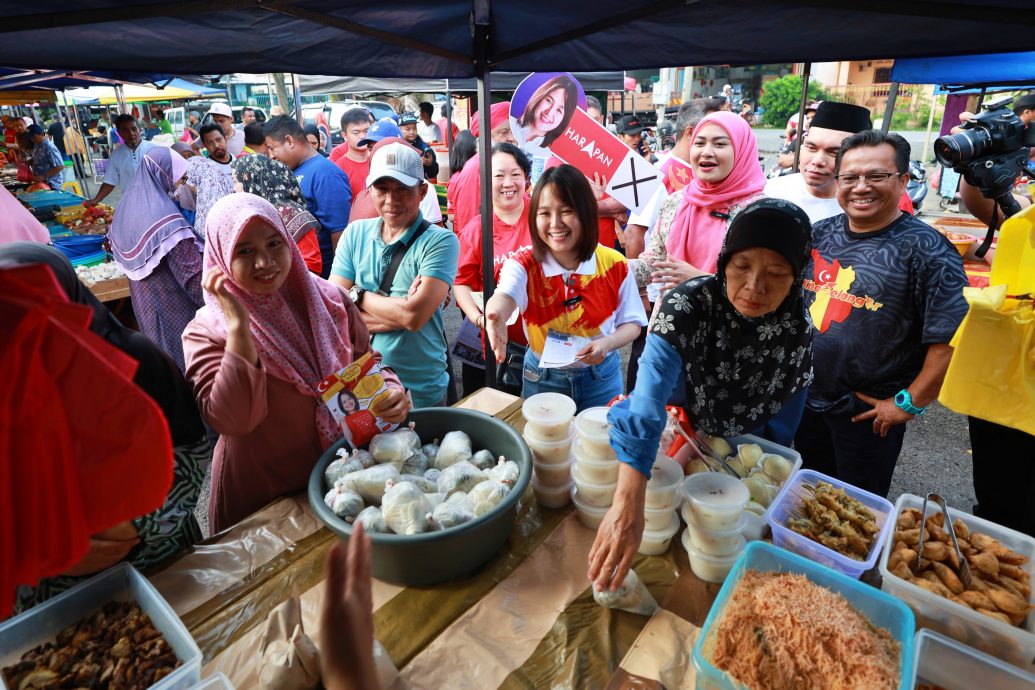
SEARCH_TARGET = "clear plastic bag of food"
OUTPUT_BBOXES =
[487,458,520,487]
[592,569,659,616]
[431,500,476,530]
[340,464,401,505]
[464,479,510,517]
[436,460,487,495]
[422,441,440,466]
[434,430,473,470]
[369,423,422,470]
[401,450,429,476]
[470,449,496,470]
[325,457,364,488]
[400,474,438,494]
[354,506,388,533]
[423,468,442,484]
[323,486,364,522]
[381,480,433,535]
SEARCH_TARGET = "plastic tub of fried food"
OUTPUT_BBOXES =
[910,628,1035,689]
[767,469,895,579]
[879,493,1035,673]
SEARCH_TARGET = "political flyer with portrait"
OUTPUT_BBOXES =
[510,72,661,215]
[318,352,399,447]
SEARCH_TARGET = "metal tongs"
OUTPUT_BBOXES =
[677,421,740,478]
[914,492,974,590]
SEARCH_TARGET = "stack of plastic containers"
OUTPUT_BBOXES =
[522,393,577,509]
[639,455,683,555]
[569,406,619,528]
[681,472,750,582]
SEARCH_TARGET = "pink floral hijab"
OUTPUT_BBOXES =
[197,192,354,447]
[665,111,766,273]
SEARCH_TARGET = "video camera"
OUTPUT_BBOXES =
[934,96,1035,221]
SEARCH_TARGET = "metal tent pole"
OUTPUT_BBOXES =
[881,81,900,133]
[291,73,303,118]
[445,79,453,149]
[474,1,496,390]
[115,84,128,114]
[61,90,91,196]
[920,89,938,165]
[792,62,811,172]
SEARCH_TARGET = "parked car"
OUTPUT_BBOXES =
[302,100,396,147]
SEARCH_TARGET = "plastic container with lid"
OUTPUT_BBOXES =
[571,486,609,530]
[878,493,1035,672]
[720,434,803,542]
[531,475,573,509]
[644,503,678,532]
[683,504,747,557]
[682,472,749,531]
[645,455,682,509]
[910,629,1035,689]
[0,563,202,690]
[638,511,680,556]
[692,541,915,689]
[767,468,894,580]
[522,392,576,441]
[523,429,576,465]
[572,440,619,483]
[681,528,744,583]
[571,463,617,508]
[574,406,614,457]
[572,434,617,463]
[532,454,574,486]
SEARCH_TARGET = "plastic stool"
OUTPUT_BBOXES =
[61,180,83,196]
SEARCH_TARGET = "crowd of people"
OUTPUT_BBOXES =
[6,87,1033,666]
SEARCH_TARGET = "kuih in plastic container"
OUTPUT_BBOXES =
[638,511,680,556]
[681,529,744,583]
[0,563,201,690]
[720,434,804,541]
[683,472,749,530]
[572,433,617,463]
[684,506,747,557]
[644,503,678,531]
[692,541,915,690]
[522,392,576,441]
[523,429,575,465]
[531,475,573,509]
[574,406,614,457]
[910,629,1035,690]
[532,455,573,486]
[645,455,682,509]
[572,440,619,483]
[878,493,1035,672]
[767,468,895,579]
[571,486,609,530]
[572,463,617,508]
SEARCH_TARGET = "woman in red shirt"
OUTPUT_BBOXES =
[454,143,534,396]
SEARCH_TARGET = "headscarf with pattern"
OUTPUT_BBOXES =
[231,154,321,243]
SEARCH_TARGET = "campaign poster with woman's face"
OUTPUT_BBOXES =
[510,72,587,160]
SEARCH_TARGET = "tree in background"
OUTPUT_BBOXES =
[759,75,830,128]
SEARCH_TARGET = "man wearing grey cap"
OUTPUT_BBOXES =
[329,142,459,408]
[765,101,875,223]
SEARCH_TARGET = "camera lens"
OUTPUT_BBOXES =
[935,129,990,167]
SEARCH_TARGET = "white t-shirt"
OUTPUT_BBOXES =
[764,173,844,224]
[194,127,246,157]
[102,140,157,190]
[417,121,442,143]
[420,184,443,224]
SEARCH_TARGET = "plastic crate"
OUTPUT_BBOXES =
[0,563,201,690]
[692,541,915,690]
[767,468,895,579]
[878,493,1035,672]
[910,629,1035,689]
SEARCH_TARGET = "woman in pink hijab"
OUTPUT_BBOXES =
[631,111,766,297]
[182,193,410,532]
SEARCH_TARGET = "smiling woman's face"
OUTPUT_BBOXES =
[530,87,567,137]
[724,248,795,318]
[230,217,292,294]
[690,123,735,184]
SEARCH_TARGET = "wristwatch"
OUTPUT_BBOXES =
[348,286,366,307]
[894,389,926,416]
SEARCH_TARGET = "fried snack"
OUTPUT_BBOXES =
[1,601,181,690]
[890,508,1033,629]
[787,482,880,561]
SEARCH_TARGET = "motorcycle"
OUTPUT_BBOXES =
[906,160,928,215]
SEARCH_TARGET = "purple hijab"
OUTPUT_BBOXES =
[108,147,199,280]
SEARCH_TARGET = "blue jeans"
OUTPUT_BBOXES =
[522,349,623,412]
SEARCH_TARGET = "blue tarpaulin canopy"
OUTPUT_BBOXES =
[0,1,1033,78]
[891,51,1035,90]
[0,68,177,92]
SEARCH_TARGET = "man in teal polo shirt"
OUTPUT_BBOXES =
[330,142,459,407]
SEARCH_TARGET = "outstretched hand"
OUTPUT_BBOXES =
[485,311,509,364]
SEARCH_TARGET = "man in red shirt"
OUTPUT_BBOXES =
[329,107,375,201]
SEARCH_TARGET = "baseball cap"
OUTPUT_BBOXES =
[26,124,44,137]
[366,141,425,188]
[208,103,233,118]
[616,115,645,135]
[358,117,402,147]
[1014,94,1035,113]
[398,112,419,126]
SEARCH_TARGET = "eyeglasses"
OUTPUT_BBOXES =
[834,171,904,187]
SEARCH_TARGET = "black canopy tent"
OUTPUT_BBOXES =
[5,0,1033,386]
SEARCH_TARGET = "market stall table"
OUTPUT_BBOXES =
[144,389,721,689]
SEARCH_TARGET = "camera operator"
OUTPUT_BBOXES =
[943,99,1035,537]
